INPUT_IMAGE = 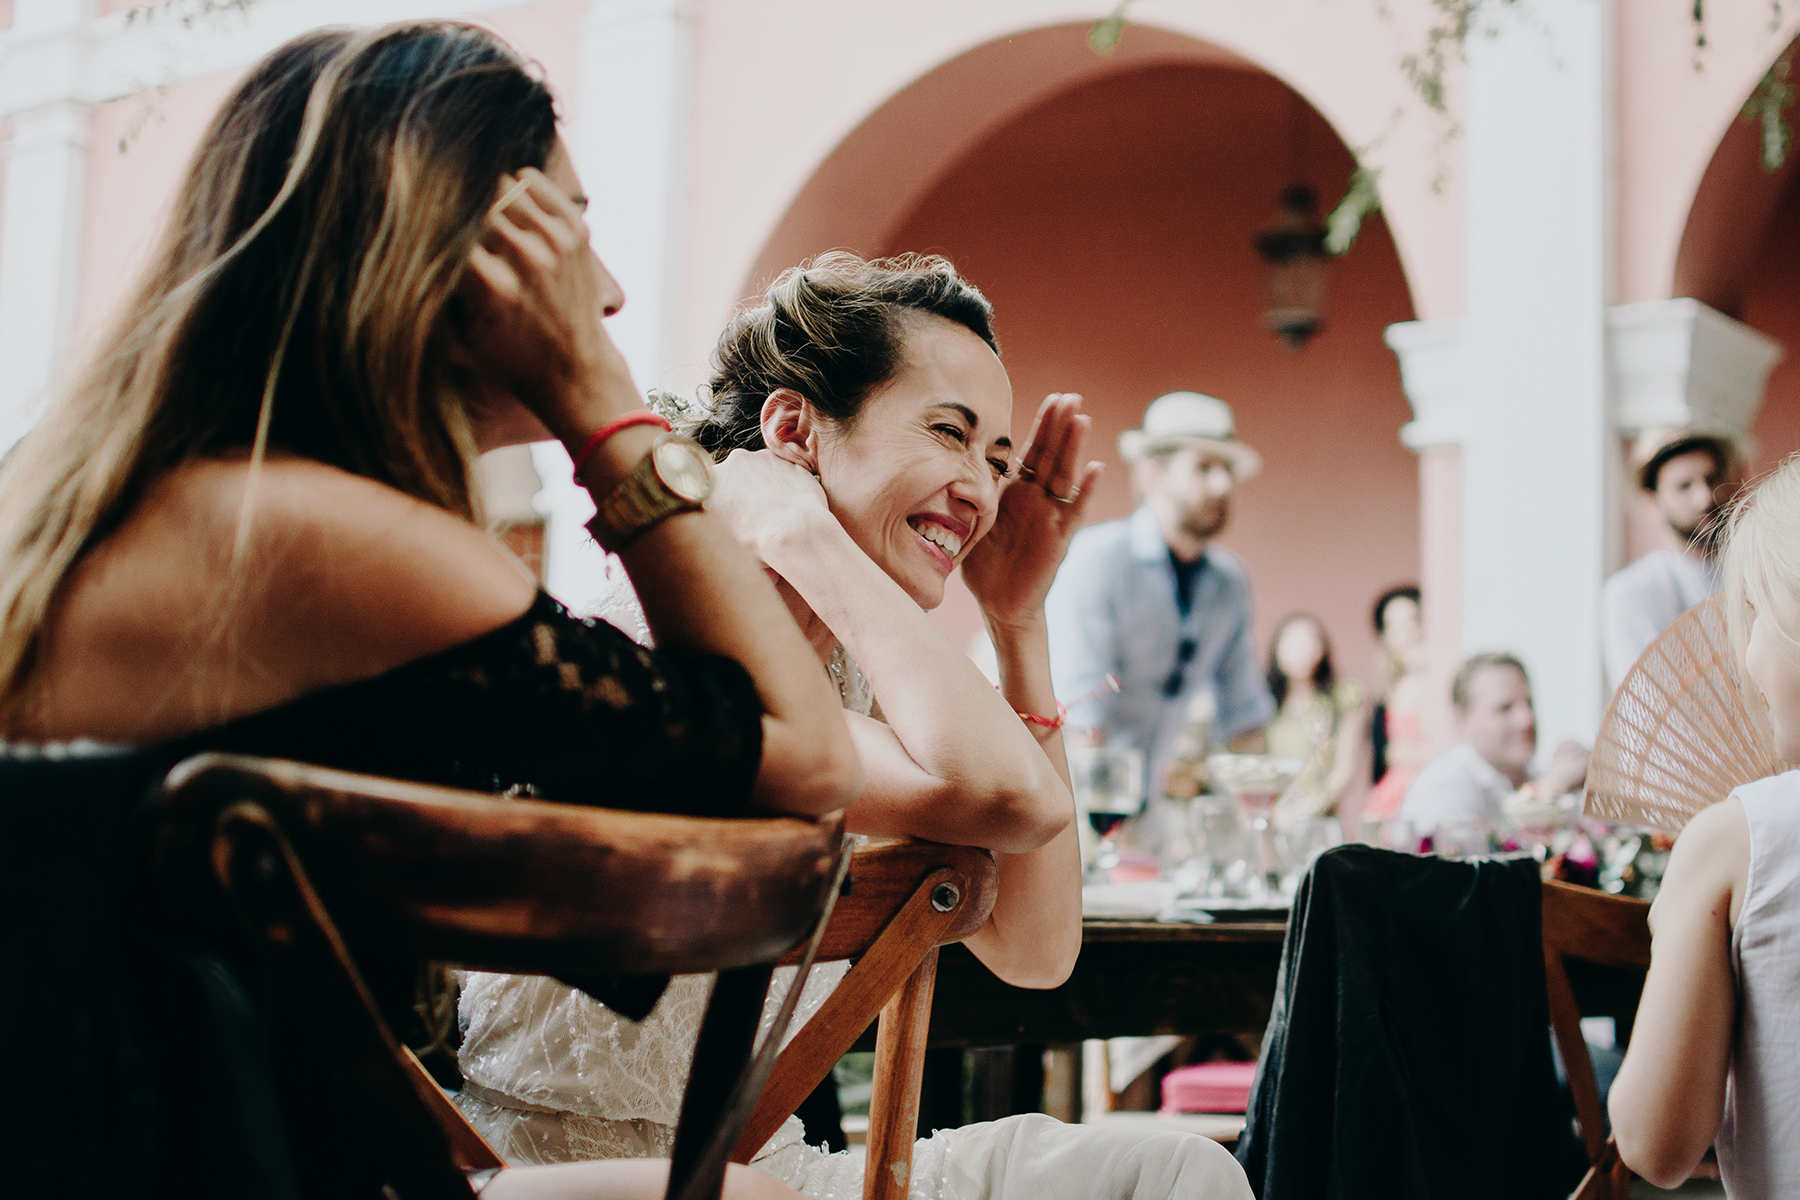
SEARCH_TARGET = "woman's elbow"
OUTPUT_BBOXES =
[979,792,1070,852]
[1611,1100,1712,1190]
[985,931,1080,989]
[1616,1138,1701,1192]
[756,723,864,817]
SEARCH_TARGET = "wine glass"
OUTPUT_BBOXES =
[1205,754,1305,898]
[1068,743,1144,883]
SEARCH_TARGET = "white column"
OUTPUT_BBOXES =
[1461,0,1615,749]
[532,0,694,611]
[0,0,97,456]
[1386,319,1467,754]
[0,102,89,454]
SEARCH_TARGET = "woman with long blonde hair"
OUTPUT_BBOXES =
[2,21,858,1200]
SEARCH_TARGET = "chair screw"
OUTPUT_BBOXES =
[930,882,960,912]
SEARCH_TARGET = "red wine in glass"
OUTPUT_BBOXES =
[1088,810,1130,838]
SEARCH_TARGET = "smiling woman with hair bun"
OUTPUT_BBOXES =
[455,252,1257,1200]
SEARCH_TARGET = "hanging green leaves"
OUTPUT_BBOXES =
[1087,1,1133,57]
[1742,60,1796,172]
[1324,165,1383,256]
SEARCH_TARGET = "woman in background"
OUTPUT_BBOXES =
[1263,613,1365,827]
[1365,585,1427,820]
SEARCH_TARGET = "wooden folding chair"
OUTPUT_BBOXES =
[153,753,850,1200]
[1541,878,1653,1200]
[729,837,1001,1200]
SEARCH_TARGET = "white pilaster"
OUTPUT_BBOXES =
[531,0,695,611]
[0,99,91,456]
[1609,297,1782,456]
[0,0,95,455]
[1385,319,1466,452]
[1461,0,1615,749]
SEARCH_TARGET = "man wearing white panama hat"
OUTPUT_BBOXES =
[1046,391,1275,811]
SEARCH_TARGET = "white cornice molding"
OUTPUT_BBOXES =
[1386,300,1785,457]
[0,0,551,119]
[1609,297,1783,457]
[1384,318,1467,452]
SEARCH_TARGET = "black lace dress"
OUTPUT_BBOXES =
[161,588,764,813]
[3,590,768,1200]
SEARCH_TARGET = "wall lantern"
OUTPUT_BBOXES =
[1254,184,1329,352]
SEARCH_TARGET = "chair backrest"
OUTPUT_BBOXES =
[1541,879,1652,1200]
[155,753,848,1200]
[730,837,999,1200]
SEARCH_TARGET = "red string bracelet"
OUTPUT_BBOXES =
[572,411,671,481]
[1018,703,1067,730]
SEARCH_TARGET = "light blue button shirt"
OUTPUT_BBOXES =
[1046,506,1275,801]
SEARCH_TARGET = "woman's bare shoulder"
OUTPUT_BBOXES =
[35,456,536,741]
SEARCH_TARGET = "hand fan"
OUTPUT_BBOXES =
[1584,593,1786,831]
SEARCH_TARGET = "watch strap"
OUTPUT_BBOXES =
[590,438,707,552]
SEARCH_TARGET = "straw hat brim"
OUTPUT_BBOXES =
[1117,432,1263,481]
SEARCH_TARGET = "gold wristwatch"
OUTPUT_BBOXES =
[589,432,716,551]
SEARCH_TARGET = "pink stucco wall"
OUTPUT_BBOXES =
[71,2,587,348]
[856,61,1420,698]
[1618,1,1800,305]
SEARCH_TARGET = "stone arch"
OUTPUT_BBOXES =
[738,22,1422,708]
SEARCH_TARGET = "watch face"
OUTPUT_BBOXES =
[653,437,715,503]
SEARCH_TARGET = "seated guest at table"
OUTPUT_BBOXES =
[1398,653,1589,837]
[1610,454,1800,1195]
[1264,613,1365,825]
[455,253,1254,1200]
[1601,428,1731,689]
[0,22,864,1200]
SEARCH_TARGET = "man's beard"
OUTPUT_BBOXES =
[1181,498,1230,542]
[1674,509,1723,555]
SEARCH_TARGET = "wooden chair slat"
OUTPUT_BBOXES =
[1541,879,1652,1200]
[733,849,999,1165]
[865,946,939,1200]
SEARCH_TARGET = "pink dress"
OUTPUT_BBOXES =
[1364,710,1423,818]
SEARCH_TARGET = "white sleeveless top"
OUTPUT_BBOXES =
[1720,770,1800,1198]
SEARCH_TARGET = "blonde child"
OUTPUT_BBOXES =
[1610,455,1800,1196]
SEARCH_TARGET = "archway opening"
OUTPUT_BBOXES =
[1675,35,1800,483]
[751,30,1421,696]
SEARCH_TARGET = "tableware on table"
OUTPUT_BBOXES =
[1586,594,1782,832]
[1361,814,1421,854]
[1273,816,1340,894]
[1070,743,1145,882]
[1430,818,1493,860]
[1206,754,1305,897]
[1186,795,1252,898]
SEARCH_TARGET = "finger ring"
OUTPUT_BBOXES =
[1047,485,1078,504]
[1018,463,1038,483]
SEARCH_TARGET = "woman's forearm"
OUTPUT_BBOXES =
[767,515,1068,841]
[590,435,860,816]
[963,822,1083,988]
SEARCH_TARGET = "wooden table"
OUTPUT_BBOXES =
[846,918,1287,1053]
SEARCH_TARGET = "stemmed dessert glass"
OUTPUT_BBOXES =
[1205,754,1305,899]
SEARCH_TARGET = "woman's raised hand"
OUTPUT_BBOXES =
[458,168,637,444]
[710,448,837,567]
[961,392,1103,630]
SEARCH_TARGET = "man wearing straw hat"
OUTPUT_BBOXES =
[1046,391,1275,812]
[1600,428,1733,690]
